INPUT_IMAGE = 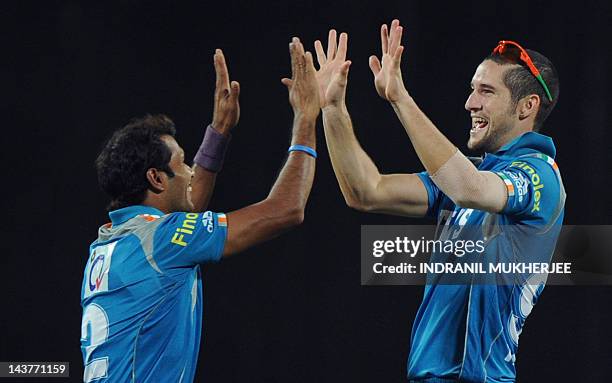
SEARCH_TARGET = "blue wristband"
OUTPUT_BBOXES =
[288,145,317,158]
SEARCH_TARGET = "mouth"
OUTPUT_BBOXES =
[470,116,489,135]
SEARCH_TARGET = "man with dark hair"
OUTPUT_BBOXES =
[80,38,320,382]
[315,21,565,382]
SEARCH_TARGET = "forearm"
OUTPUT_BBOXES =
[190,166,217,212]
[267,114,316,215]
[391,97,507,211]
[191,124,231,211]
[223,115,316,256]
[322,105,382,208]
[391,96,457,174]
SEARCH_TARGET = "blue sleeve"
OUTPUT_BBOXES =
[495,158,561,222]
[417,171,443,218]
[152,211,227,268]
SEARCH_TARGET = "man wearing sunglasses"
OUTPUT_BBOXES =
[315,20,564,383]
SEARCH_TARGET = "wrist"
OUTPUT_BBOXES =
[293,110,319,122]
[211,122,233,136]
[389,94,413,109]
[193,124,232,172]
[322,103,349,116]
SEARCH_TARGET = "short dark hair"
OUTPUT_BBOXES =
[486,49,559,131]
[96,114,177,211]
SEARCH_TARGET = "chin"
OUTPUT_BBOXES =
[467,138,483,152]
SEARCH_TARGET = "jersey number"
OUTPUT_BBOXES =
[81,303,109,382]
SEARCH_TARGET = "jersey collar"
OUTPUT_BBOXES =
[109,205,165,226]
[493,131,556,158]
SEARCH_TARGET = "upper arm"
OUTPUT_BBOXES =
[149,212,227,269]
[495,159,562,221]
[223,199,302,257]
[359,173,431,217]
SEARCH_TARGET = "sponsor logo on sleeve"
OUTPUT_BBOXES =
[510,161,545,212]
[507,171,529,203]
[171,213,200,247]
[201,212,214,233]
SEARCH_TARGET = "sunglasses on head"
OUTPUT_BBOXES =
[492,40,553,102]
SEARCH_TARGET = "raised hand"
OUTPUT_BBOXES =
[212,49,240,134]
[281,37,320,120]
[314,30,351,108]
[369,19,410,103]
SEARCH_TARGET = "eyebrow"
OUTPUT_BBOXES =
[471,81,497,91]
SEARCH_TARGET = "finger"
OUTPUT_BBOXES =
[292,37,305,81]
[281,78,293,89]
[380,24,388,55]
[393,45,404,67]
[337,32,348,62]
[389,22,401,55]
[229,80,241,101]
[304,51,316,73]
[391,25,403,56]
[368,55,381,76]
[294,36,305,57]
[314,40,326,67]
[214,49,230,88]
[327,29,337,60]
[289,41,298,79]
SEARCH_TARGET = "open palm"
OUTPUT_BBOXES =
[369,19,409,103]
[314,30,350,107]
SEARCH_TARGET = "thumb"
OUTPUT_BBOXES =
[281,78,293,89]
[331,61,351,88]
[368,55,381,76]
[229,81,240,100]
[339,60,352,78]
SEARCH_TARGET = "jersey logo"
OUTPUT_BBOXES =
[510,161,545,212]
[84,242,116,299]
[171,213,200,247]
[507,171,529,203]
[140,214,160,222]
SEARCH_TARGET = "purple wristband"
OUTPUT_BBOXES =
[193,124,231,172]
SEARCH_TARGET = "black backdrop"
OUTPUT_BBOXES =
[3,1,612,382]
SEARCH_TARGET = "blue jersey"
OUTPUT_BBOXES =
[408,132,566,383]
[80,205,227,382]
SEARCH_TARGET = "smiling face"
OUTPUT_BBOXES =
[160,135,195,212]
[465,60,522,153]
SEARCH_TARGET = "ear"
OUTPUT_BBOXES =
[517,94,540,121]
[146,168,166,194]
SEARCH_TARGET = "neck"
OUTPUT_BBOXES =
[141,194,170,214]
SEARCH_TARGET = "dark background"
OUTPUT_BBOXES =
[2,0,612,382]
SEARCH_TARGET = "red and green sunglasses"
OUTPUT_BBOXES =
[492,40,553,102]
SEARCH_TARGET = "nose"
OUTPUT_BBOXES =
[465,91,481,112]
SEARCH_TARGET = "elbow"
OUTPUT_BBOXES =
[267,199,305,229]
[344,192,376,213]
[345,196,368,212]
[284,207,305,227]
[449,189,482,209]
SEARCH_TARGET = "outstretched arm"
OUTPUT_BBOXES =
[191,49,240,212]
[316,30,429,217]
[223,38,319,256]
[370,20,507,212]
